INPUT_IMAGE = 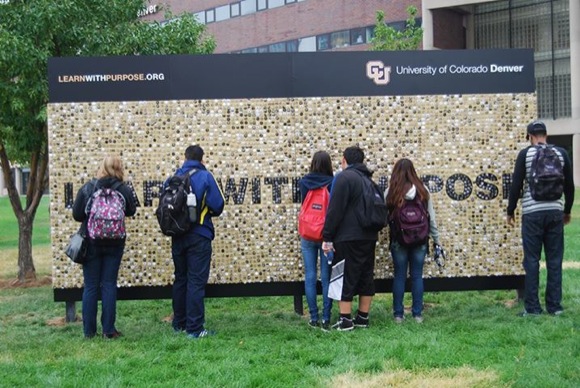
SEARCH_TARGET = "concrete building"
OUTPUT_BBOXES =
[422,0,578,182]
[140,0,578,183]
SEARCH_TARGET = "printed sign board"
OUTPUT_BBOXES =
[48,49,534,300]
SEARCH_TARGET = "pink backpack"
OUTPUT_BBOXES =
[86,183,126,240]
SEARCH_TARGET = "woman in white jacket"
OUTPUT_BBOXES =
[385,158,440,324]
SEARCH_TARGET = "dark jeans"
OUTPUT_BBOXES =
[82,241,124,337]
[172,233,212,334]
[521,210,564,314]
[390,241,427,318]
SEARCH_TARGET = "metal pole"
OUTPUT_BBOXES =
[65,301,77,323]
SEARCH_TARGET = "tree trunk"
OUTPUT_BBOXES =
[0,129,48,283]
[18,213,37,281]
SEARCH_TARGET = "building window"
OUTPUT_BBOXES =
[555,15,569,50]
[241,0,256,15]
[330,30,350,48]
[215,5,230,22]
[231,2,241,18]
[193,11,205,24]
[285,0,297,3]
[388,21,406,32]
[269,42,286,52]
[366,27,375,43]
[286,40,298,52]
[257,0,267,11]
[241,47,258,53]
[350,28,366,45]
[269,0,284,9]
[205,9,215,24]
[317,35,330,51]
[258,46,269,53]
[474,0,571,118]
[298,37,316,52]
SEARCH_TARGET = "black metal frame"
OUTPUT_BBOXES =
[55,275,525,322]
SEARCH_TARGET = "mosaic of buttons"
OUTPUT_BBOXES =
[48,94,535,288]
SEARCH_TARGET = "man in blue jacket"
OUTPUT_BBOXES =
[171,145,225,338]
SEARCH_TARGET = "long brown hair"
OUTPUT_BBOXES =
[310,151,333,176]
[96,155,125,181]
[386,158,429,210]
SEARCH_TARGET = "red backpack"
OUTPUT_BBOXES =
[298,186,329,242]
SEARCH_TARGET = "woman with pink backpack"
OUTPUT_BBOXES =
[72,155,137,339]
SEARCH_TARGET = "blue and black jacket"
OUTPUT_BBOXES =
[171,160,225,241]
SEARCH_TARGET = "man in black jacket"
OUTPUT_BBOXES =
[507,121,574,317]
[322,146,378,331]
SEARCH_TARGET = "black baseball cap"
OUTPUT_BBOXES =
[526,120,547,139]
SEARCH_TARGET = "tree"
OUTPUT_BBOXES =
[370,6,423,51]
[0,0,215,283]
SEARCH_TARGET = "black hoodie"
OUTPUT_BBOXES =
[322,163,379,243]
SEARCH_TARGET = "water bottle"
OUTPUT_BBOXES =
[187,192,197,222]
[326,250,334,266]
[322,242,334,265]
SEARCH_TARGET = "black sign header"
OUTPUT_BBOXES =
[48,49,535,102]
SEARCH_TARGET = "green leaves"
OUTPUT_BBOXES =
[370,6,423,51]
[0,0,215,162]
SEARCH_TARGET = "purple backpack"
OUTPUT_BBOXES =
[391,196,429,247]
[86,183,126,240]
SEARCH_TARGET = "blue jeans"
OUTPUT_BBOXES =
[521,210,564,314]
[172,233,212,334]
[82,241,124,337]
[300,238,332,322]
[390,241,427,318]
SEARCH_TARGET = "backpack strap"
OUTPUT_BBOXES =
[84,179,99,216]
[184,168,199,192]
[111,181,123,191]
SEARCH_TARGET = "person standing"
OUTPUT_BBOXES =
[72,155,137,339]
[169,145,224,338]
[507,121,574,316]
[386,158,440,324]
[299,151,334,331]
[322,146,378,331]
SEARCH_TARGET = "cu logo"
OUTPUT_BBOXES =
[366,61,391,85]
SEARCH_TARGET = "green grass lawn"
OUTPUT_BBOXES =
[0,273,578,387]
[0,194,578,387]
[0,195,51,248]
[564,196,580,261]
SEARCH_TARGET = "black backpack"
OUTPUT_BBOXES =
[156,169,198,236]
[528,145,564,201]
[354,171,388,232]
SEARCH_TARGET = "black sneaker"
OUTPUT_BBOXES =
[549,310,563,316]
[187,329,216,339]
[353,314,369,328]
[321,320,331,332]
[332,317,354,331]
[308,320,319,329]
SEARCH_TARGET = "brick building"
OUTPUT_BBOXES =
[3,1,578,194]
[139,0,579,182]
[142,0,422,54]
